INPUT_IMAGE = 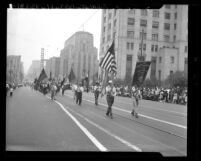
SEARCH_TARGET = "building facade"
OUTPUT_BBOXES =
[99,5,188,81]
[7,55,24,84]
[60,31,99,83]
[27,60,41,80]
[45,57,60,79]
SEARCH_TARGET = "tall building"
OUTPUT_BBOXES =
[60,31,98,83]
[27,60,41,80]
[45,56,60,79]
[7,55,24,84]
[40,48,45,71]
[99,5,188,81]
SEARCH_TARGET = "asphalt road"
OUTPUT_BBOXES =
[6,87,187,156]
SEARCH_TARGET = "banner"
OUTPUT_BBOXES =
[132,61,151,87]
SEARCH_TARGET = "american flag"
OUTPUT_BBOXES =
[99,41,117,76]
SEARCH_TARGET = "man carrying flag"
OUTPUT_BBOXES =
[99,40,117,119]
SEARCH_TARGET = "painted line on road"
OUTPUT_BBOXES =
[62,102,142,152]
[46,96,108,151]
[64,94,187,129]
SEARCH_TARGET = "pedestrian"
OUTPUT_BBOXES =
[6,84,9,96]
[76,82,84,105]
[94,82,100,105]
[51,83,57,100]
[105,80,116,119]
[10,87,13,96]
[131,86,142,118]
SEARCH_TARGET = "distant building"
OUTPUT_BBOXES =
[99,5,188,81]
[45,57,60,79]
[60,31,98,83]
[7,55,24,84]
[27,60,41,80]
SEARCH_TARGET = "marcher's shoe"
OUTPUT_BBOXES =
[131,110,134,116]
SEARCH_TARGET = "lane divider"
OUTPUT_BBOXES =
[46,96,108,151]
[65,94,187,129]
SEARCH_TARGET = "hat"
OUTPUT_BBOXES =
[108,80,113,84]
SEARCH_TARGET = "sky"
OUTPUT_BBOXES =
[7,9,102,74]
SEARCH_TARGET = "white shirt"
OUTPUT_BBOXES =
[77,86,84,92]
[106,85,116,96]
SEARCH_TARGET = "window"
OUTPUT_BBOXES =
[102,37,105,43]
[174,12,177,19]
[173,35,176,42]
[143,44,146,51]
[165,5,171,9]
[109,13,112,19]
[103,17,106,23]
[152,21,159,29]
[113,32,116,39]
[159,56,162,63]
[140,32,147,40]
[126,55,133,77]
[164,12,171,19]
[107,34,111,41]
[155,45,158,52]
[131,43,134,50]
[158,70,161,81]
[114,19,117,27]
[164,35,170,42]
[127,18,135,26]
[141,9,147,16]
[108,23,111,30]
[127,31,134,38]
[164,23,170,30]
[103,26,106,32]
[128,9,135,14]
[140,19,147,27]
[174,23,177,30]
[170,56,174,64]
[152,34,158,41]
[153,10,159,17]
[151,45,154,52]
[185,46,188,53]
[127,42,130,50]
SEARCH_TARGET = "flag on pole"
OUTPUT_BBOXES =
[37,68,48,83]
[99,40,117,76]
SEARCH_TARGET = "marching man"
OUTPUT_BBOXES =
[76,82,84,105]
[94,82,101,105]
[131,86,142,118]
[105,80,116,119]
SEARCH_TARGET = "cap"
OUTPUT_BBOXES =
[108,80,113,84]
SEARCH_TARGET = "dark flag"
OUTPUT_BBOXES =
[99,40,117,76]
[132,61,151,87]
[49,71,52,81]
[68,67,76,83]
[37,68,48,83]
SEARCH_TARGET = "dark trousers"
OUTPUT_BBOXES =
[62,88,65,95]
[94,91,99,105]
[106,95,114,118]
[76,92,82,105]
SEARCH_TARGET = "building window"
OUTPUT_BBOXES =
[109,13,112,19]
[108,23,111,30]
[141,9,147,16]
[126,55,133,78]
[127,42,130,50]
[127,31,134,38]
[127,18,135,26]
[152,34,158,41]
[113,32,116,39]
[103,26,106,32]
[158,70,161,81]
[185,46,188,53]
[164,35,170,42]
[140,32,147,40]
[114,19,117,27]
[128,9,135,14]
[164,12,171,19]
[155,45,158,52]
[174,23,177,30]
[164,23,170,30]
[152,21,159,29]
[143,44,146,51]
[107,34,111,41]
[140,19,147,27]
[165,5,171,9]
[170,56,174,64]
[174,12,177,19]
[103,17,106,23]
[159,56,162,63]
[151,45,154,52]
[131,43,134,50]
[102,37,105,43]
[173,35,176,42]
[153,10,159,18]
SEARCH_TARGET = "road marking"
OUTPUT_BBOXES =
[64,104,142,152]
[64,94,187,129]
[46,96,108,151]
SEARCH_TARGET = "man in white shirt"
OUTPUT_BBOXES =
[76,82,84,105]
[94,82,101,105]
[105,80,116,119]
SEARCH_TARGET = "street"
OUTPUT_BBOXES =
[6,86,187,156]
